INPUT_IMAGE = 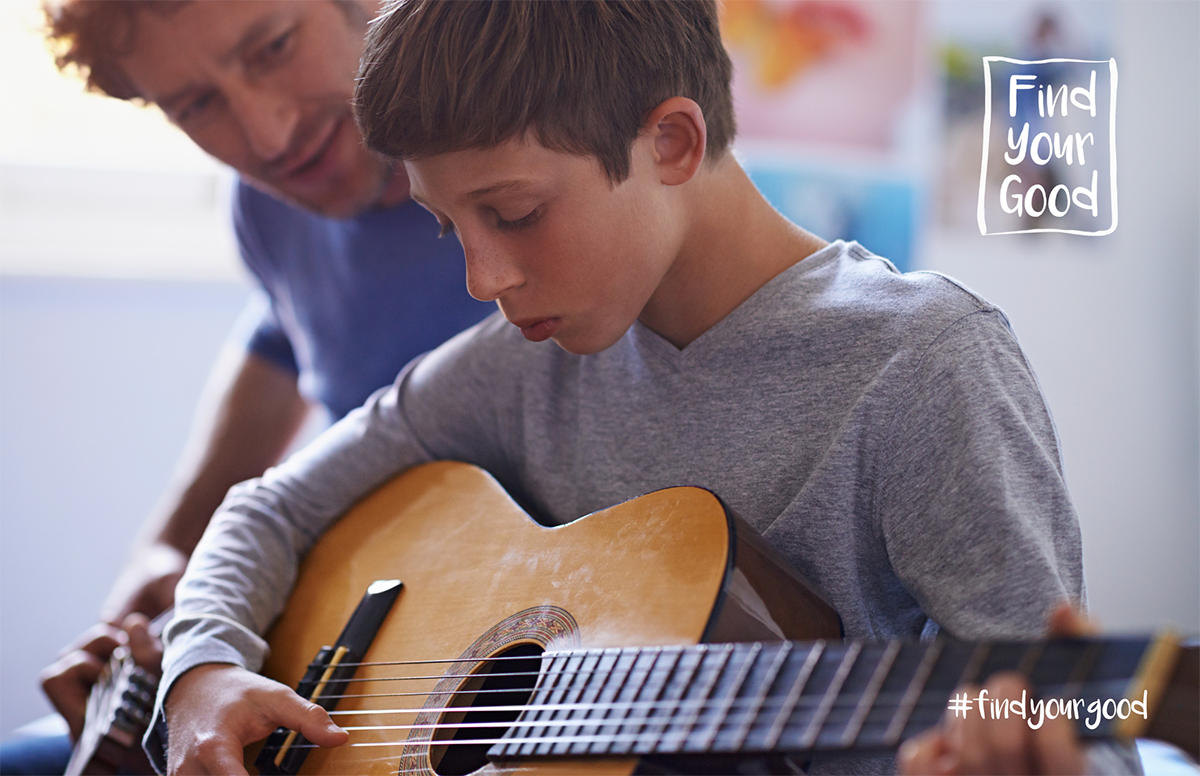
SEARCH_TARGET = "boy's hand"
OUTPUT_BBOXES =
[164,664,348,776]
[897,603,1096,775]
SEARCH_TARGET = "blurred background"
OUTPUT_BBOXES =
[2,0,1197,739]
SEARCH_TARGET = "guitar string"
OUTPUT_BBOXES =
[266,691,1000,747]
[317,686,928,713]
[269,691,1015,752]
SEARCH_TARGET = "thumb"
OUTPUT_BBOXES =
[1047,601,1099,638]
[293,701,349,748]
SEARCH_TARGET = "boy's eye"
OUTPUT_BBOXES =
[496,208,541,232]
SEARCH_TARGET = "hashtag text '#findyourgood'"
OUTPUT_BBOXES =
[946,688,1149,731]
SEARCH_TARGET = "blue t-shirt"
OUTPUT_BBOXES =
[233,182,494,419]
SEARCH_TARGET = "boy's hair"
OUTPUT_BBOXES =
[356,0,736,183]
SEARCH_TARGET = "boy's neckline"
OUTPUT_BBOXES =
[630,239,850,362]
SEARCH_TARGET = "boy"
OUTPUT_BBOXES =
[152,1,1095,773]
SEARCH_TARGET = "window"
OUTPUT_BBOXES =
[0,0,241,281]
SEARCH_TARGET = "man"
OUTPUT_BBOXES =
[4,2,491,772]
[152,2,1127,774]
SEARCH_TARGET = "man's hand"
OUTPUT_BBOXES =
[99,543,188,626]
[164,664,348,776]
[897,604,1096,775]
[39,613,164,741]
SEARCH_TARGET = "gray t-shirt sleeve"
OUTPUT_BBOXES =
[877,309,1083,639]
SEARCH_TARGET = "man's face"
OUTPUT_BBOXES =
[406,136,683,356]
[119,1,401,218]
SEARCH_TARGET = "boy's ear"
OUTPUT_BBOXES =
[645,97,707,186]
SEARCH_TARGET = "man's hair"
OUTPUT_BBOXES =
[356,0,736,182]
[42,1,365,103]
[41,1,185,101]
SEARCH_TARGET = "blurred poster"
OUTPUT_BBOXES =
[722,0,924,151]
[745,162,919,271]
[934,1,1115,230]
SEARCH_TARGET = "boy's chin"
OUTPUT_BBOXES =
[549,326,629,357]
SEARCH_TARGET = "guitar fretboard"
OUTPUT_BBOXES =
[490,637,1154,759]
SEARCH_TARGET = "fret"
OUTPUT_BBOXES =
[567,649,621,756]
[1079,637,1153,734]
[959,642,993,687]
[583,649,639,755]
[676,645,736,754]
[1029,640,1094,699]
[546,650,601,756]
[795,641,861,750]
[762,641,823,750]
[633,647,689,754]
[529,652,586,757]
[630,648,681,754]
[975,642,1035,685]
[727,642,791,751]
[1017,642,1045,678]
[654,646,705,753]
[600,648,662,755]
[1066,642,1103,688]
[882,640,943,747]
[840,641,901,748]
[813,642,889,750]
[501,652,572,757]
[712,643,793,752]
[900,638,977,742]
[694,644,761,752]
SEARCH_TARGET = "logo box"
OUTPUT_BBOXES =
[978,57,1118,236]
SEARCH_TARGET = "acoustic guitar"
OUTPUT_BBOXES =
[246,461,1198,775]
[69,461,1198,774]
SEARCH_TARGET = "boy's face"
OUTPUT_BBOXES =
[406,136,683,355]
[117,0,402,218]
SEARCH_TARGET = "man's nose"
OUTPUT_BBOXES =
[231,85,299,164]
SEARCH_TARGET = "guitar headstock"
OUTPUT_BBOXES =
[64,645,158,776]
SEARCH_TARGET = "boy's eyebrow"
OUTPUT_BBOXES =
[409,180,536,211]
[465,180,535,200]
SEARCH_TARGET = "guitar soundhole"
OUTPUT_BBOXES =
[430,642,545,776]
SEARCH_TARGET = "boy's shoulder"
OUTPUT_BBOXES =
[741,240,1008,355]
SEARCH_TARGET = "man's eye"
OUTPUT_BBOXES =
[176,93,215,123]
[263,31,291,58]
[250,28,296,72]
[496,208,541,232]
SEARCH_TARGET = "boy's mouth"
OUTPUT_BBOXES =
[514,317,561,343]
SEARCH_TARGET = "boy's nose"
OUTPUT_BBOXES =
[463,242,523,302]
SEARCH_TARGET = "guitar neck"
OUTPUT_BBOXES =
[491,635,1198,761]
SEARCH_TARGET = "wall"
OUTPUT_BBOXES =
[0,277,250,736]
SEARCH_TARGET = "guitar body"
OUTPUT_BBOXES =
[253,462,840,776]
